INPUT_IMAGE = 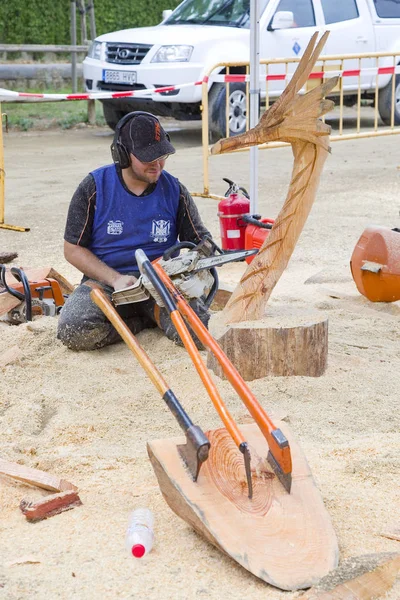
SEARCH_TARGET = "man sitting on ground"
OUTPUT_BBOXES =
[58,111,211,351]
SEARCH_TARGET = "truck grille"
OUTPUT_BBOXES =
[106,43,152,65]
[97,82,147,92]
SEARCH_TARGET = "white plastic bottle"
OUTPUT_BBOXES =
[125,508,154,558]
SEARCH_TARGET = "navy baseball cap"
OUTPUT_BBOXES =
[120,113,175,163]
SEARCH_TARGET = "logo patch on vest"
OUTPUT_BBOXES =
[151,219,170,243]
[107,220,124,235]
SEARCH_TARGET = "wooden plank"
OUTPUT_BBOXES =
[147,422,338,591]
[0,459,77,493]
[302,553,400,599]
[0,292,20,316]
[20,491,82,522]
[209,282,234,311]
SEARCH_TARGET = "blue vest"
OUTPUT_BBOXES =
[89,165,179,273]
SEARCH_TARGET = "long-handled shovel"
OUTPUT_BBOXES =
[90,288,210,481]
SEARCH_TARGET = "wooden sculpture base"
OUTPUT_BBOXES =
[147,422,338,591]
[207,306,328,381]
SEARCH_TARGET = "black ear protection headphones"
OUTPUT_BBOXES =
[110,111,171,169]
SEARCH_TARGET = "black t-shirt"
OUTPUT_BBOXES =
[64,170,211,248]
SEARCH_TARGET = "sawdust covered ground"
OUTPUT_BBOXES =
[0,119,399,599]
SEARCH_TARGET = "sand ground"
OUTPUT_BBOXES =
[0,118,399,599]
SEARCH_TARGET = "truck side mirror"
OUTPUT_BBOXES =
[162,9,173,21]
[268,11,294,31]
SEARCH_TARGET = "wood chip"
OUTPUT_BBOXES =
[6,556,41,567]
[381,523,400,542]
[0,346,22,368]
[0,252,18,264]
[0,458,77,492]
[20,490,82,522]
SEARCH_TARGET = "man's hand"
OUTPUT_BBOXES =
[64,242,137,289]
[112,274,138,291]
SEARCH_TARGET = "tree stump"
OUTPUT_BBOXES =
[207,306,328,381]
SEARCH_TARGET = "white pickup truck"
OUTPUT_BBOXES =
[83,0,400,138]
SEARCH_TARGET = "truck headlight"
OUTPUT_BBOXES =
[151,45,193,63]
[88,41,102,60]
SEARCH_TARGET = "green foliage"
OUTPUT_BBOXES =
[13,117,35,131]
[3,94,106,131]
[0,0,182,45]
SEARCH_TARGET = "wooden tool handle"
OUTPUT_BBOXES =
[90,288,168,396]
[170,310,245,449]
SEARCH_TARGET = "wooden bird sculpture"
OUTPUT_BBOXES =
[211,32,339,324]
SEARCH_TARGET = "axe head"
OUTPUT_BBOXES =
[177,425,210,481]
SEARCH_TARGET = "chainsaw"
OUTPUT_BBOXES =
[0,265,67,324]
[112,237,257,309]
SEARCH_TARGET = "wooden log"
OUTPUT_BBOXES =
[147,422,338,591]
[0,458,77,493]
[207,306,328,381]
[20,490,82,522]
[302,552,400,599]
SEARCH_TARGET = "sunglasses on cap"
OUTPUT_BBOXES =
[142,153,171,164]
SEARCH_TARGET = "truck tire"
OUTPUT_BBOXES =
[102,102,127,131]
[208,82,247,142]
[378,74,400,126]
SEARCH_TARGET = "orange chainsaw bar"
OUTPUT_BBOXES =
[153,261,292,479]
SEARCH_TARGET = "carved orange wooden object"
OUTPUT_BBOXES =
[350,226,400,302]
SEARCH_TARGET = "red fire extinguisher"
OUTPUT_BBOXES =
[218,178,250,251]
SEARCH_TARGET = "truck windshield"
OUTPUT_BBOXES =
[165,0,270,28]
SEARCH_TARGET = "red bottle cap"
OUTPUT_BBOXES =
[131,544,146,558]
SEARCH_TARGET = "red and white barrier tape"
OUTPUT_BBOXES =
[0,80,204,102]
[211,65,400,83]
[0,65,399,102]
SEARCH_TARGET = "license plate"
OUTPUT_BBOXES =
[103,70,137,85]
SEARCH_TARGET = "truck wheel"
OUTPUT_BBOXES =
[102,102,126,131]
[378,74,400,126]
[208,82,247,142]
